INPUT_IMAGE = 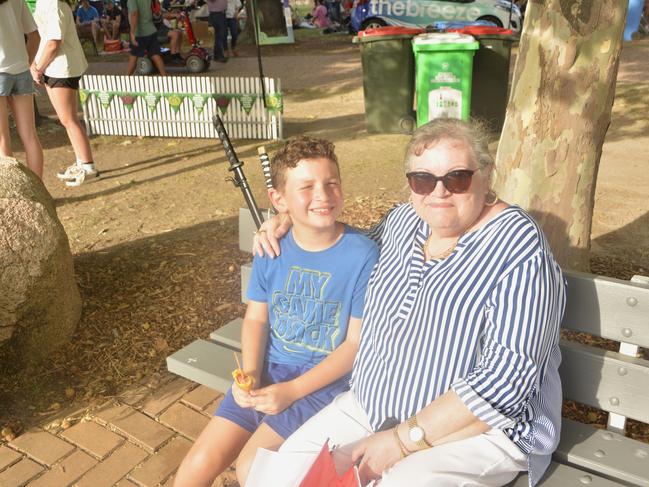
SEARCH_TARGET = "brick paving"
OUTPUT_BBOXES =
[0,375,237,487]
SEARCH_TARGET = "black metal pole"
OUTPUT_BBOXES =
[213,115,265,229]
[508,0,513,29]
[249,0,267,108]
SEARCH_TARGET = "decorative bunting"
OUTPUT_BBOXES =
[165,94,185,113]
[191,93,210,114]
[79,89,90,106]
[120,94,137,111]
[215,95,232,115]
[144,93,161,113]
[78,89,281,117]
[97,91,114,109]
[237,94,256,114]
[265,93,283,113]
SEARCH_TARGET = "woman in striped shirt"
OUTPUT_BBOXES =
[254,118,566,486]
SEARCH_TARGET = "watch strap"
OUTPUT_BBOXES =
[407,415,432,449]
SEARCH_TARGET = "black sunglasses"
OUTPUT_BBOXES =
[406,170,475,195]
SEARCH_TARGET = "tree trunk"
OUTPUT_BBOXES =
[494,0,627,271]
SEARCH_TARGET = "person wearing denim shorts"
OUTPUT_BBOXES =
[0,0,44,178]
[126,0,166,75]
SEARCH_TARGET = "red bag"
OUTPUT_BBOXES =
[299,441,360,487]
[151,0,163,25]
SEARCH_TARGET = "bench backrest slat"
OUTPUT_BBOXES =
[562,271,649,348]
[559,339,649,424]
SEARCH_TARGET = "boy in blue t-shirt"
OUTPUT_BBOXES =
[174,137,378,487]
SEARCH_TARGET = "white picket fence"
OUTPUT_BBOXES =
[79,75,283,140]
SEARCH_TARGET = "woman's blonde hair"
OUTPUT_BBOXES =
[404,118,494,173]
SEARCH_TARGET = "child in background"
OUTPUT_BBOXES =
[312,0,329,28]
[173,136,378,487]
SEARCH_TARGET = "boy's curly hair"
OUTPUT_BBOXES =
[270,136,339,190]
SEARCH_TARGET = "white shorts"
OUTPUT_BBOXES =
[280,390,528,487]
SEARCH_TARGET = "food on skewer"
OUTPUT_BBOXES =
[232,352,255,392]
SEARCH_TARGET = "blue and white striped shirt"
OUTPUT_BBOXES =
[351,204,566,486]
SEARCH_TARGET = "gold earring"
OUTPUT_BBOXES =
[485,190,499,207]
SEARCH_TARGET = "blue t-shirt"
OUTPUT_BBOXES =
[246,225,378,367]
[76,5,99,23]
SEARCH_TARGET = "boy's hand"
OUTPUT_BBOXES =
[250,381,299,415]
[231,382,256,408]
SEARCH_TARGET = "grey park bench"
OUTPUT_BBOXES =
[167,208,649,486]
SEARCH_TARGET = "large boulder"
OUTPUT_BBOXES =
[0,156,81,365]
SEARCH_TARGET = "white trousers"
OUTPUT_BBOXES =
[280,391,528,487]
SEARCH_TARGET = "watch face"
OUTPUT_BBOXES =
[409,426,424,442]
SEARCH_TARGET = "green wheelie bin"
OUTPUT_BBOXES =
[356,27,424,134]
[412,33,479,126]
[449,26,517,132]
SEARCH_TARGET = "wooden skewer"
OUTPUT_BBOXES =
[233,351,242,371]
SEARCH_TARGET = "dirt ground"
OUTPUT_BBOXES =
[1,32,648,440]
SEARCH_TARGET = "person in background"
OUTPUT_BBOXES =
[101,0,122,40]
[207,0,228,62]
[0,0,44,179]
[119,0,130,35]
[225,0,242,57]
[75,0,102,49]
[32,0,99,186]
[154,3,183,61]
[312,0,329,28]
[126,0,167,75]
[329,0,341,23]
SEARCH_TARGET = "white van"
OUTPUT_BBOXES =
[350,0,522,33]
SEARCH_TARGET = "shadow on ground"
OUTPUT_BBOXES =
[0,216,247,429]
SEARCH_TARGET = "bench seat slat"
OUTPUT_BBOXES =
[210,318,244,351]
[166,339,234,393]
[556,419,649,486]
[563,271,649,347]
[559,339,649,423]
[509,462,626,486]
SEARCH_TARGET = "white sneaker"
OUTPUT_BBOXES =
[57,164,99,186]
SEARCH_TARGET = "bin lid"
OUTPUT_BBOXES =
[357,26,425,41]
[413,33,478,50]
[447,26,513,36]
[430,20,496,31]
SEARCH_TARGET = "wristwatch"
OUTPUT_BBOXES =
[407,415,432,450]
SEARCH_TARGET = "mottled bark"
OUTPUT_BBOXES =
[494,0,627,271]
